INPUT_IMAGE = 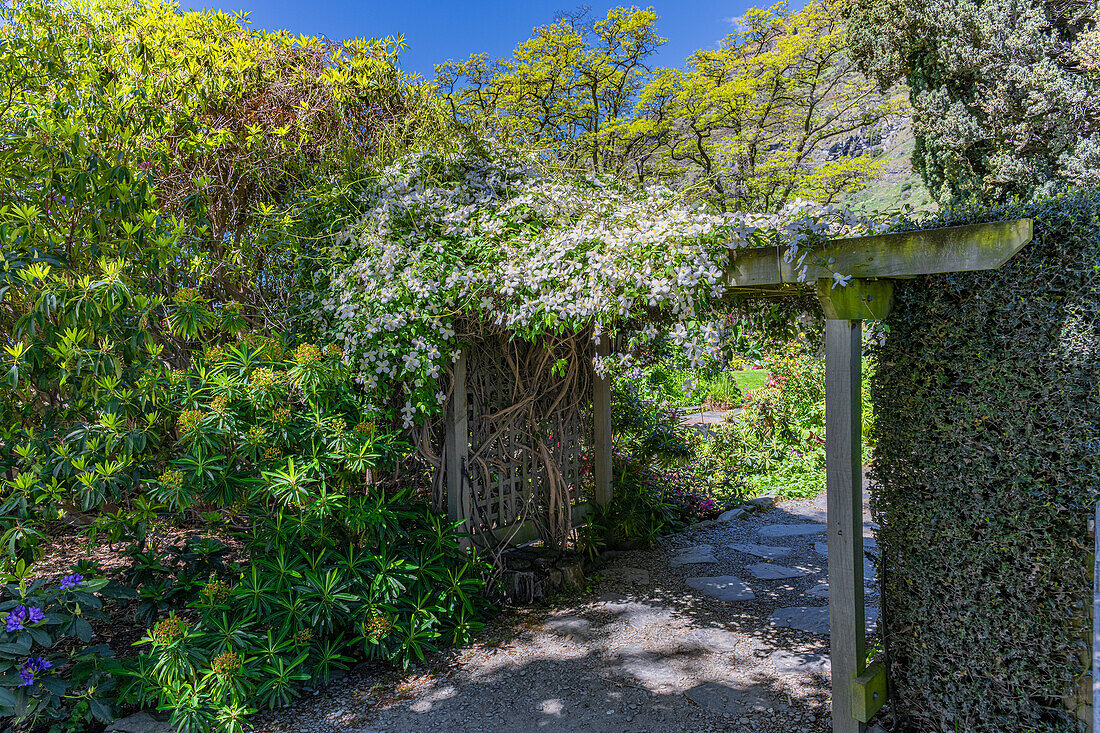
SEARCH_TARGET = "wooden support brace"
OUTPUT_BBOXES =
[593,338,613,507]
[852,661,888,723]
[445,348,470,540]
[817,279,894,321]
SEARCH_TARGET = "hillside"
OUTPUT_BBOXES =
[831,113,938,217]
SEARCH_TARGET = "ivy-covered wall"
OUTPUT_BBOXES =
[869,192,1100,732]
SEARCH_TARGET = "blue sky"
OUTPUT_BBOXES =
[183,1,763,79]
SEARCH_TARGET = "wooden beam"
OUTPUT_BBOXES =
[445,348,470,539]
[593,338,613,507]
[726,219,1032,288]
[817,279,895,320]
[825,317,867,733]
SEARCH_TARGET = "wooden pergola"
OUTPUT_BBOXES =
[723,218,1034,733]
[444,217,1033,733]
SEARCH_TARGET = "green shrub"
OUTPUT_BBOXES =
[578,458,685,556]
[121,497,486,732]
[869,192,1100,731]
[711,343,828,498]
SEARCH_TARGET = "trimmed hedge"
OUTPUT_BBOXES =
[869,192,1100,732]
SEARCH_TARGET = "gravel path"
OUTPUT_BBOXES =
[259,491,878,733]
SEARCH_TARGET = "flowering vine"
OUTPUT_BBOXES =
[318,146,878,427]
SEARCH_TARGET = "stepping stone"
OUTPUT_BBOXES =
[603,567,652,585]
[718,508,746,522]
[672,545,718,565]
[771,650,831,675]
[730,543,791,560]
[679,628,739,653]
[759,523,826,538]
[686,576,755,601]
[543,615,592,639]
[684,682,774,715]
[771,606,830,635]
[770,606,879,635]
[787,505,828,522]
[814,541,829,556]
[747,563,806,580]
[806,583,830,598]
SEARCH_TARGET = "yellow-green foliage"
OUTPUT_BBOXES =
[436,6,664,172]
[631,0,898,211]
[0,0,429,320]
[437,2,897,212]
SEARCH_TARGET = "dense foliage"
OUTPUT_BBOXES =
[122,496,484,733]
[0,1,485,730]
[710,344,828,499]
[846,0,1100,205]
[869,193,1100,731]
[1,566,130,727]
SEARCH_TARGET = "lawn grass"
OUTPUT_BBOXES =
[693,368,770,408]
[731,368,769,394]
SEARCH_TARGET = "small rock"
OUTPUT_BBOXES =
[746,495,778,509]
[718,508,747,522]
[807,583,830,598]
[813,541,829,557]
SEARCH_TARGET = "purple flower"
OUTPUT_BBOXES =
[17,656,51,686]
[4,605,44,632]
[5,607,26,632]
[60,573,84,590]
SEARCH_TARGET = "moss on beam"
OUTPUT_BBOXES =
[725,219,1033,288]
[817,278,895,320]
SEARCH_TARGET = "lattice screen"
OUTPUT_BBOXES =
[462,335,593,540]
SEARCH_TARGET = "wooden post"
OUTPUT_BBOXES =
[593,337,613,507]
[445,348,470,538]
[825,316,867,733]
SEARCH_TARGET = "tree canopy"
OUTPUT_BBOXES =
[437,2,897,213]
[846,0,1100,204]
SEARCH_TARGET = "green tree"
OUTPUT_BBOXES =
[846,0,1100,204]
[629,0,897,211]
[436,6,666,172]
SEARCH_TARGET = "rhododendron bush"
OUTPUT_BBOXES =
[316,146,880,428]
